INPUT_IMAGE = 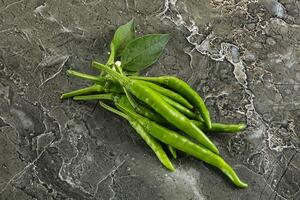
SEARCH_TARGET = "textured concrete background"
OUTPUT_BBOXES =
[0,0,299,199]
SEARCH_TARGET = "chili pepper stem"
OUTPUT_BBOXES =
[114,62,138,112]
[92,61,129,85]
[67,70,106,83]
[107,43,116,65]
[99,101,129,120]
[100,46,115,77]
[61,84,103,99]
[73,93,115,101]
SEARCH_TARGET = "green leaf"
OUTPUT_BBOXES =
[121,34,170,72]
[111,19,135,57]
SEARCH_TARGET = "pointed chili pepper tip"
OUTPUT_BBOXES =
[238,123,247,131]
[168,164,176,172]
[238,181,248,188]
[165,162,176,172]
[60,94,66,99]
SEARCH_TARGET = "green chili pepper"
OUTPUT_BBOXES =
[159,95,198,120]
[78,91,178,160]
[99,101,175,171]
[74,93,246,134]
[60,83,122,99]
[191,120,247,133]
[74,93,114,101]
[129,120,175,171]
[109,93,180,161]
[137,80,193,109]
[121,90,168,124]
[61,77,123,99]
[69,67,195,121]
[92,62,219,154]
[74,93,168,124]
[74,92,197,125]
[130,76,212,129]
[66,69,194,120]
[60,84,104,99]
[116,102,248,188]
[102,81,123,93]
[168,145,177,159]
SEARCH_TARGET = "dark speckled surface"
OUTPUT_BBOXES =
[0,0,299,199]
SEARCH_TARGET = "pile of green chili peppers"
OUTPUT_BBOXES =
[61,61,248,188]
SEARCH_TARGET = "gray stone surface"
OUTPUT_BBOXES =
[0,0,299,199]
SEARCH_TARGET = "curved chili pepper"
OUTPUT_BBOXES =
[129,75,212,129]
[99,101,175,171]
[191,120,246,133]
[138,80,193,109]
[116,102,248,188]
[159,94,198,120]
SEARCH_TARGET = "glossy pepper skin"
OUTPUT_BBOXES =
[137,80,193,109]
[117,95,168,124]
[159,94,198,120]
[191,120,246,133]
[128,119,175,171]
[74,94,246,134]
[167,145,177,159]
[99,101,175,171]
[128,81,219,154]
[66,68,195,119]
[61,84,104,99]
[129,76,212,129]
[116,103,248,188]
[92,62,219,154]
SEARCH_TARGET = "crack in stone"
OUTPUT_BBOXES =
[0,140,55,194]
[34,3,73,33]
[0,127,19,152]
[93,159,126,198]
[257,156,293,200]
[268,152,297,200]
[39,55,69,87]
[54,118,98,196]
[124,0,129,10]
[159,0,266,137]
[183,47,196,83]
[0,0,24,13]
[31,165,58,196]
[0,27,15,34]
